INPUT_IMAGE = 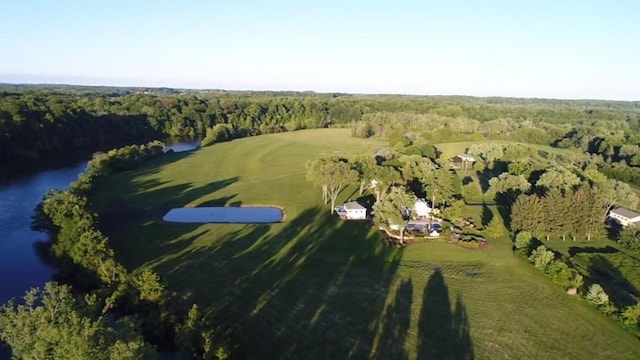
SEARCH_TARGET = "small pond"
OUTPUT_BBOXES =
[163,207,283,223]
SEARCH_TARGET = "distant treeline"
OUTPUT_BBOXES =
[2,86,640,176]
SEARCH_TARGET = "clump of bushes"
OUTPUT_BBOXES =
[449,230,487,249]
[515,234,640,336]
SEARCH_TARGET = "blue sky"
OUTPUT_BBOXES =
[1,0,638,99]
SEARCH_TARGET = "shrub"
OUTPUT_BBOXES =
[618,226,640,252]
[585,284,610,307]
[545,261,575,289]
[514,231,532,250]
[202,124,235,147]
[622,304,640,327]
[570,273,584,290]
[529,245,555,271]
[419,143,437,160]
[457,240,480,249]
[351,121,373,138]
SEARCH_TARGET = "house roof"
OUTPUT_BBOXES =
[456,154,476,161]
[610,207,640,220]
[343,201,366,211]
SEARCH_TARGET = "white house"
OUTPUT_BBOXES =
[608,207,640,226]
[335,201,367,220]
[414,199,432,218]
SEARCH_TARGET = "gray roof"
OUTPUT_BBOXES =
[610,207,640,219]
[455,154,476,161]
[343,201,366,210]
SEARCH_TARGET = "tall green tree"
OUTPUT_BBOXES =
[351,155,377,195]
[467,143,504,169]
[488,173,531,207]
[540,188,567,241]
[373,186,415,244]
[0,282,155,359]
[597,179,638,220]
[420,167,458,209]
[510,194,544,236]
[306,158,332,204]
[369,165,403,201]
[535,167,581,194]
[307,158,358,213]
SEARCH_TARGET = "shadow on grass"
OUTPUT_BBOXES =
[568,246,618,257]
[371,279,413,360]
[96,176,240,270]
[98,176,239,219]
[475,169,491,194]
[480,203,493,228]
[587,255,638,307]
[417,269,474,360]
[148,207,403,359]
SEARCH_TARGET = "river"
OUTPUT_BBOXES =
[0,139,200,304]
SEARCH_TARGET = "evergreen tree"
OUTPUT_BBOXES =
[541,189,566,241]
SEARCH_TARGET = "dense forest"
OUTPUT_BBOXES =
[2,84,640,177]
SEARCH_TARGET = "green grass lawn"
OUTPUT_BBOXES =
[92,129,640,359]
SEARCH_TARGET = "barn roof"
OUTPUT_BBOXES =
[343,201,366,210]
[610,207,640,219]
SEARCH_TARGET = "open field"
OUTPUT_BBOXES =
[92,129,640,359]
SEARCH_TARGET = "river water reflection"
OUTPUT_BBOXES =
[0,139,199,304]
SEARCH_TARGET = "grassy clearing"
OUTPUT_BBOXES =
[434,140,581,158]
[92,129,640,359]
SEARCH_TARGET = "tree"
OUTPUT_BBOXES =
[540,188,568,241]
[621,304,640,326]
[420,168,458,209]
[562,183,607,242]
[175,304,228,360]
[0,282,155,359]
[443,200,466,221]
[399,154,435,183]
[351,155,377,195]
[585,284,610,307]
[373,186,415,244]
[597,179,638,220]
[306,158,331,204]
[618,226,640,251]
[510,194,544,236]
[535,167,581,194]
[321,160,358,213]
[131,268,166,303]
[528,245,555,271]
[514,231,532,250]
[618,144,640,165]
[488,173,531,196]
[485,218,506,239]
[369,165,402,201]
[351,121,373,138]
[467,143,504,169]
[73,228,126,286]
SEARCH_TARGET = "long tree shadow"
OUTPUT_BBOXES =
[371,279,413,360]
[568,246,618,257]
[155,207,403,359]
[475,169,492,193]
[480,203,493,228]
[95,177,240,270]
[587,255,638,307]
[417,269,474,360]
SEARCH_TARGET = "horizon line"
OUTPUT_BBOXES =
[1,77,638,103]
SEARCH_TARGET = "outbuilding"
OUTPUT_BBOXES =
[335,201,368,220]
[608,207,640,227]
